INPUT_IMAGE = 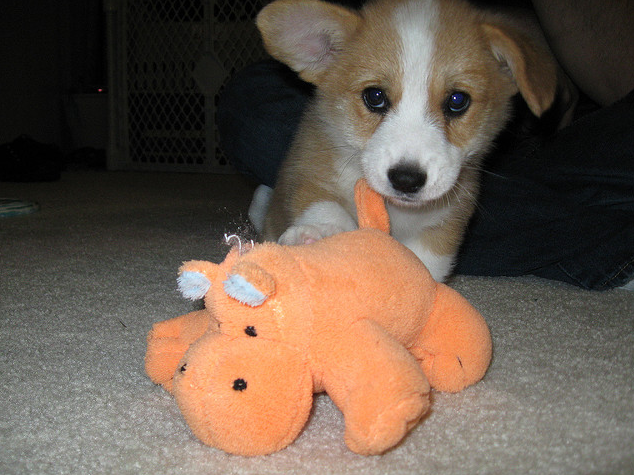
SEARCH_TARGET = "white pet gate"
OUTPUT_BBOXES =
[105,0,268,172]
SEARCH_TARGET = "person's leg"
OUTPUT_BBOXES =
[531,0,634,106]
[455,91,634,290]
[217,60,313,187]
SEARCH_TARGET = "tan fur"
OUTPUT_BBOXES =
[431,3,513,150]
[481,20,558,116]
[262,1,406,240]
[262,108,341,240]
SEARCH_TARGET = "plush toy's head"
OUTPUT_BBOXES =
[146,179,492,456]
[173,331,314,456]
[173,247,318,455]
[178,245,313,348]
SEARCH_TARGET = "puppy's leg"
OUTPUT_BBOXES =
[400,236,456,283]
[248,184,274,234]
[278,201,357,245]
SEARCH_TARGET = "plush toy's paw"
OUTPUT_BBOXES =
[412,283,493,393]
[145,336,190,393]
[416,350,471,393]
[278,223,345,245]
[145,310,215,393]
[345,392,429,455]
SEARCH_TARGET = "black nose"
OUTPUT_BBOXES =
[388,164,426,194]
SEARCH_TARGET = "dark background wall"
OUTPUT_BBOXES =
[0,0,530,152]
[0,0,105,150]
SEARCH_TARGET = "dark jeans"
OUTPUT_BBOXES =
[217,60,634,290]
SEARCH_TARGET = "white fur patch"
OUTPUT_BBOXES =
[279,201,357,245]
[401,237,455,282]
[248,184,274,234]
[295,201,357,230]
[387,203,454,281]
[361,0,462,205]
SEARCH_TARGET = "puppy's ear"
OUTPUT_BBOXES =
[256,0,361,83]
[482,19,558,117]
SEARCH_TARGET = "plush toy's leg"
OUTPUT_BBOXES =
[410,283,493,393]
[145,309,217,393]
[319,319,430,455]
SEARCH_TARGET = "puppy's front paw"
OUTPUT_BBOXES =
[278,224,344,245]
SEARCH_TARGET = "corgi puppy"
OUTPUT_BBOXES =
[251,0,561,282]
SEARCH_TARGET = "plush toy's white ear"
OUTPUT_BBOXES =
[223,275,268,307]
[223,261,276,307]
[177,260,218,300]
[178,271,211,301]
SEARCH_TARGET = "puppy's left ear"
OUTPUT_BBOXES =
[482,18,558,117]
[256,0,361,83]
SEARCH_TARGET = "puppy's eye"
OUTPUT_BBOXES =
[362,87,390,114]
[445,91,470,117]
[244,326,257,337]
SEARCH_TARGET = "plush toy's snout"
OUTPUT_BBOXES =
[173,332,314,456]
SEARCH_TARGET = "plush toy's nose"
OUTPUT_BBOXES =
[172,334,313,456]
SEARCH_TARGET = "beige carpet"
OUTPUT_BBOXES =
[1,171,633,474]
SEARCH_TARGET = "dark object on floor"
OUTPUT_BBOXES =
[0,198,40,218]
[0,135,63,182]
[65,147,106,171]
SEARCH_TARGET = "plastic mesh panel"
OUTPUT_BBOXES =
[112,0,268,171]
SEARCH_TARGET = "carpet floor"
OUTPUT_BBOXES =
[1,171,632,474]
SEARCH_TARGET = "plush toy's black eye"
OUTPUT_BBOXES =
[445,91,470,117]
[244,326,257,337]
[362,87,390,114]
[179,364,187,373]
[233,378,247,391]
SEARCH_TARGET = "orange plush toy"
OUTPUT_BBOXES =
[145,179,492,456]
